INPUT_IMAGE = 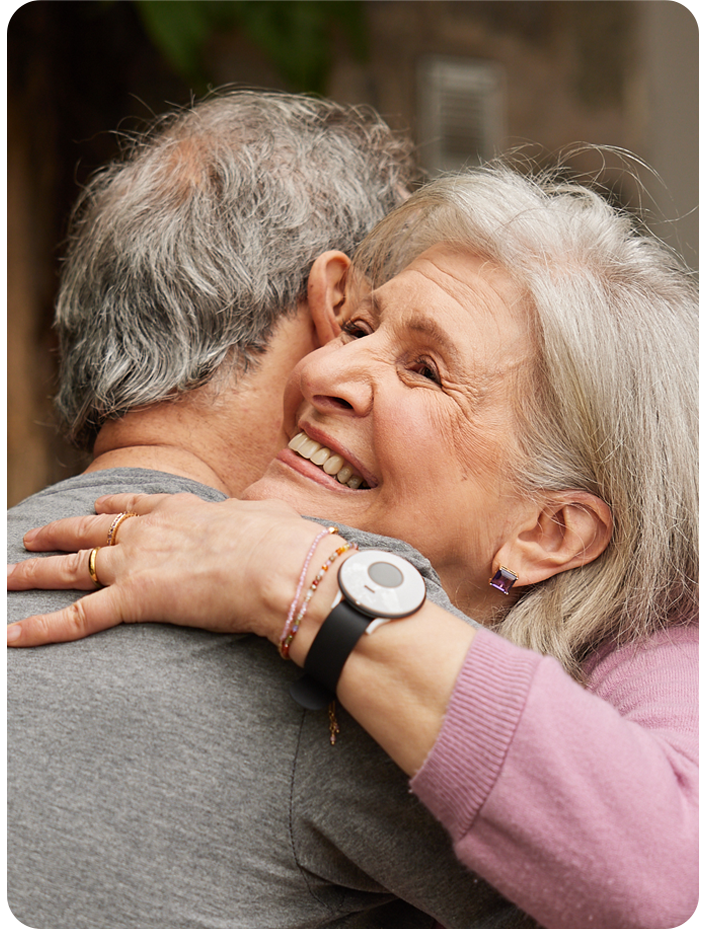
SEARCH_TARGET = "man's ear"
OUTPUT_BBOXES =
[305,250,351,347]
[493,492,613,587]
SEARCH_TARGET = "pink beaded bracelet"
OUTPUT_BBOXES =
[279,539,357,659]
[279,527,338,659]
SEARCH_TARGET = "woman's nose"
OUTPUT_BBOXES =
[299,339,374,417]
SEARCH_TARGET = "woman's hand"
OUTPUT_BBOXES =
[7,493,339,648]
[8,490,479,777]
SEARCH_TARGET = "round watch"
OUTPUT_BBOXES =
[289,549,426,710]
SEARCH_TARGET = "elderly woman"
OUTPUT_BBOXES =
[8,166,698,929]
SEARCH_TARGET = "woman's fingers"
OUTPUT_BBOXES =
[21,492,186,554]
[6,496,335,648]
[8,548,112,591]
[23,513,116,553]
[7,587,128,646]
[94,493,187,516]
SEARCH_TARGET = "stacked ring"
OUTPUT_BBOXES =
[88,547,103,588]
[106,512,137,546]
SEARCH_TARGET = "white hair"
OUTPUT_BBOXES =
[55,89,416,449]
[354,163,698,678]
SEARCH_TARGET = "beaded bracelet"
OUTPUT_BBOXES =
[279,527,338,658]
[279,540,358,659]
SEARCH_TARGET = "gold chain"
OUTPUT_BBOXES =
[328,700,340,745]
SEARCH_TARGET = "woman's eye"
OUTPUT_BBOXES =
[341,320,371,339]
[411,359,441,385]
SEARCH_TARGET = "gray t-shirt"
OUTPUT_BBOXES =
[7,468,532,929]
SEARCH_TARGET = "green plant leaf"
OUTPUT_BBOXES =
[129,0,369,94]
[133,0,213,80]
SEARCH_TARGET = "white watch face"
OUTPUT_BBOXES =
[338,549,427,618]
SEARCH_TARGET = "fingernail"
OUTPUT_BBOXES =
[7,625,22,644]
[7,564,15,578]
[23,529,37,544]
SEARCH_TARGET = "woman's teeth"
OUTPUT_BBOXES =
[288,432,368,489]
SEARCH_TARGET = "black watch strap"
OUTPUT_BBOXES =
[289,599,371,711]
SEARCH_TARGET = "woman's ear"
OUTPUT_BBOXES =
[305,251,351,347]
[493,492,613,587]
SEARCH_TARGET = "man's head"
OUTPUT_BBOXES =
[55,90,416,451]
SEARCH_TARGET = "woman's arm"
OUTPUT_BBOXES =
[412,624,698,928]
[302,586,698,927]
[289,595,477,776]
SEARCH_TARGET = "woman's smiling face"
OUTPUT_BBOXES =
[244,244,533,614]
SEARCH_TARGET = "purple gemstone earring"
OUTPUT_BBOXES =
[489,566,518,595]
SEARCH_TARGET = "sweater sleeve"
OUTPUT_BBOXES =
[410,623,698,929]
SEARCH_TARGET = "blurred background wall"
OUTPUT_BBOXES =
[7,0,698,507]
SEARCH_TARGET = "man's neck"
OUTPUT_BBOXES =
[86,443,232,495]
[85,307,320,498]
[86,385,276,498]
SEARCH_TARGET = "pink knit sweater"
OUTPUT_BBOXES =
[411,623,698,929]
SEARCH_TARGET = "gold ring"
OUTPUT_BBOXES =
[88,547,103,588]
[106,511,137,546]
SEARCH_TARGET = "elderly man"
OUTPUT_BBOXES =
[7,91,528,928]
[51,90,415,496]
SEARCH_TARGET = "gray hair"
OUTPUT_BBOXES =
[55,89,416,449]
[354,163,698,678]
